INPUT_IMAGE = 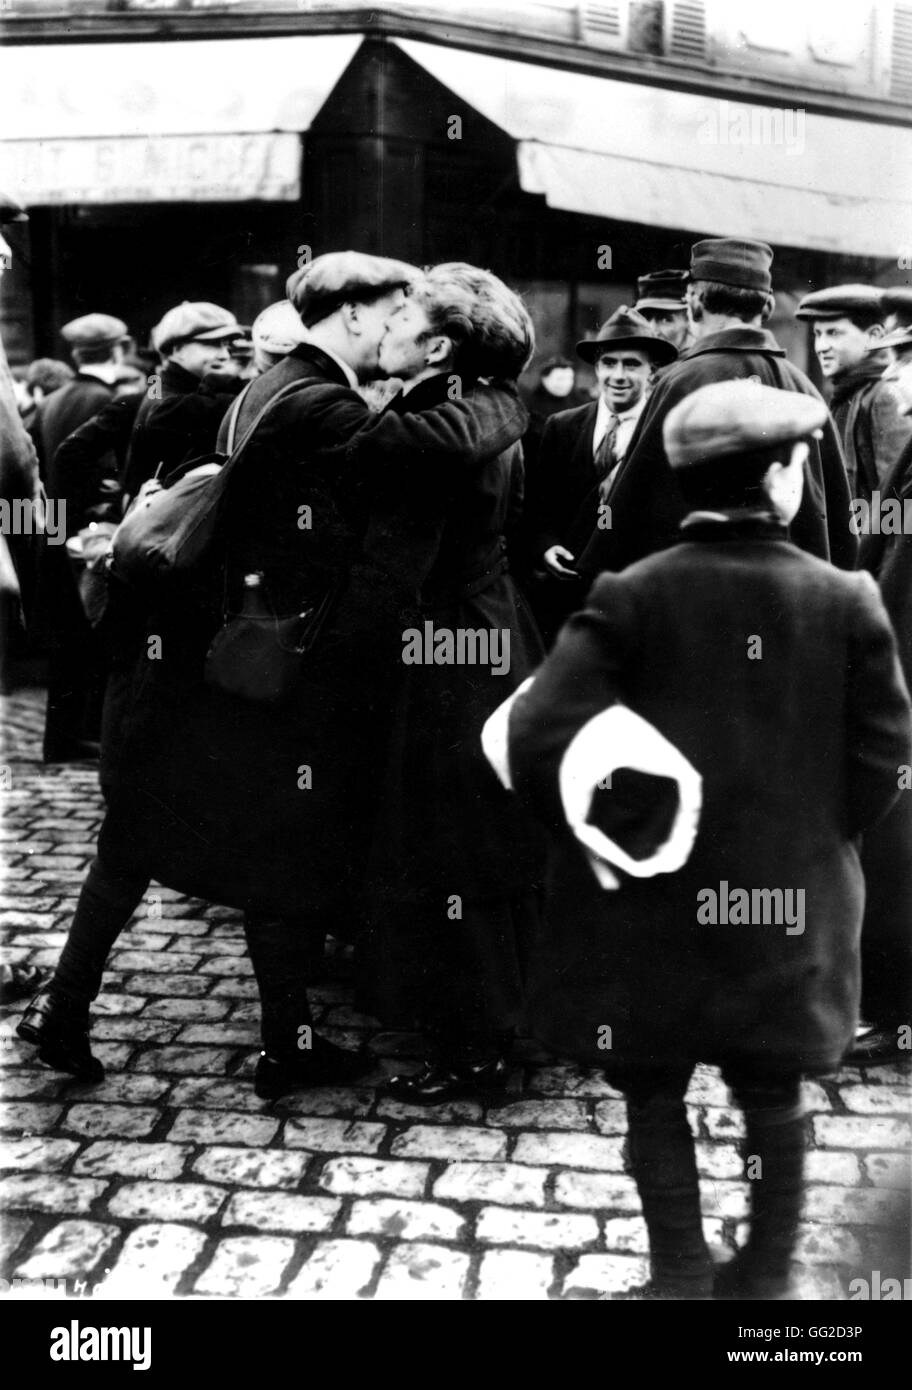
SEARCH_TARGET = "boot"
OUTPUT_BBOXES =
[245,913,368,1099]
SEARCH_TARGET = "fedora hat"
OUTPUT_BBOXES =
[576,306,678,366]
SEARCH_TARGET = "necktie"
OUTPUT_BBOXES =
[594,413,620,480]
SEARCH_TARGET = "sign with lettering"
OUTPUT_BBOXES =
[0,132,301,204]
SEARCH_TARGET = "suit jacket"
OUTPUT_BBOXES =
[521,400,599,564]
[579,327,858,577]
[505,513,910,1072]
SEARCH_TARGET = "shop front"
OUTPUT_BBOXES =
[2,28,909,383]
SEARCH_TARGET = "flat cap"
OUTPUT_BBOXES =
[61,313,129,350]
[880,320,912,352]
[664,379,827,469]
[795,284,883,321]
[286,251,418,328]
[881,287,912,330]
[151,302,241,355]
[576,305,678,366]
[0,192,27,225]
[636,269,689,311]
[252,300,306,356]
[690,238,773,293]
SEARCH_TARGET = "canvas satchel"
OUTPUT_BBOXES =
[110,379,312,586]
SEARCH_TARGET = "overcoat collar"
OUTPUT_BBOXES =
[682,326,786,359]
[679,507,790,543]
[160,360,205,395]
[830,357,886,408]
[287,342,356,389]
[387,372,461,413]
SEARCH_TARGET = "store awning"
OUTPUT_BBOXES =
[395,38,912,259]
[0,34,363,204]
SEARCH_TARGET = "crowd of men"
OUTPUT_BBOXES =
[1,205,910,1019]
[3,195,912,1298]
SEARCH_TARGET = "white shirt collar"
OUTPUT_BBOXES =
[593,392,648,457]
[595,393,647,429]
[78,362,121,386]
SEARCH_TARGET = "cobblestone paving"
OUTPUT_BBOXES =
[1,689,910,1300]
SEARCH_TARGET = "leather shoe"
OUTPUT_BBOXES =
[16,986,104,1082]
[254,1034,370,1100]
[386,1056,509,1105]
[844,1023,907,1065]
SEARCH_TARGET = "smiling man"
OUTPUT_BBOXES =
[520,305,676,640]
[120,301,248,504]
[796,283,912,505]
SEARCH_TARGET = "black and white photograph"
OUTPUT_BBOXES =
[0,0,910,1347]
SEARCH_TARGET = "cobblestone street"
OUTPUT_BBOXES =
[1,688,910,1301]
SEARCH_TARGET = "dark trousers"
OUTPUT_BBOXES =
[50,852,324,1056]
[613,1061,806,1297]
[43,617,107,758]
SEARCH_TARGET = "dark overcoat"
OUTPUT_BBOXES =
[53,394,140,525]
[352,373,546,905]
[831,361,912,502]
[859,435,912,1019]
[579,328,858,578]
[343,373,546,1033]
[504,516,910,1073]
[36,374,113,482]
[100,346,529,923]
[35,373,116,751]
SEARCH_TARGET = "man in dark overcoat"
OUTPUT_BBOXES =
[35,314,131,476]
[488,380,911,1298]
[795,283,912,504]
[578,239,858,580]
[120,302,246,504]
[36,313,132,760]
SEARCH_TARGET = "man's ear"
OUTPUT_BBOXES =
[425,334,456,368]
[341,302,362,336]
[867,322,886,344]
